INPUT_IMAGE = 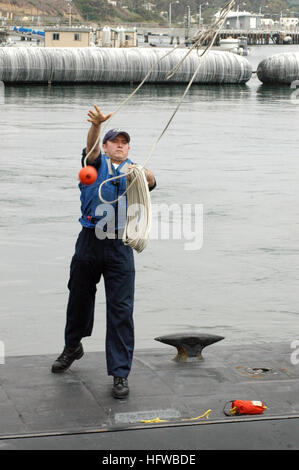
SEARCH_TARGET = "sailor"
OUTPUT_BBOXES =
[51,105,156,399]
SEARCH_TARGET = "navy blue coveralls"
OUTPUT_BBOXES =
[64,149,156,379]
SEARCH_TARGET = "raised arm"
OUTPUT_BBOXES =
[86,105,113,163]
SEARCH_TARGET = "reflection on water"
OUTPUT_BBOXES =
[255,83,296,102]
[3,79,296,107]
[1,44,299,357]
[4,81,251,100]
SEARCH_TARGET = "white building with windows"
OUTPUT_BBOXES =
[280,17,298,28]
[215,10,262,29]
[261,18,276,29]
[44,27,92,47]
[96,27,137,47]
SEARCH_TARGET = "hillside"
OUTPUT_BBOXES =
[1,0,299,25]
[0,0,83,21]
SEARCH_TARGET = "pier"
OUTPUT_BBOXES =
[137,27,299,45]
[1,24,299,46]
[216,29,299,45]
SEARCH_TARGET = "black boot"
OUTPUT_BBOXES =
[112,377,129,399]
[51,343,84,373]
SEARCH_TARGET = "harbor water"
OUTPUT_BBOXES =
[1,44,299,358]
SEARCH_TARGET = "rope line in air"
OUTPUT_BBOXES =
[83,0,235,252]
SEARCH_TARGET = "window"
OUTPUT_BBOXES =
[52,33,60,40]
[74,33,81,41]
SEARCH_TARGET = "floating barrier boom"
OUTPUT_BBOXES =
[0,47,252,84]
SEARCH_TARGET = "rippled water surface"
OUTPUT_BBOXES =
[1,44,299,357]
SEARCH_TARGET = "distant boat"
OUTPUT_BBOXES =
[283,35,292,44]
[219,37,239,49]
[219,36,249,56]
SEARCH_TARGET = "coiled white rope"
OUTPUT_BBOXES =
[84,0,235,252]
[122,165,151,253]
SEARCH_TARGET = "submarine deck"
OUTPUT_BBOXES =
[1,341,299,450]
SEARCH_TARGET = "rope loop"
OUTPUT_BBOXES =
[83,0,235,252]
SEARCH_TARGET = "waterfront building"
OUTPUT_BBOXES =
[215,10,262,30]
[280,17,299,29]
[96,27,137,47]
[44,27,92,47]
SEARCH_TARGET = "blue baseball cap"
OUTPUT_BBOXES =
[103,128,130,144]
